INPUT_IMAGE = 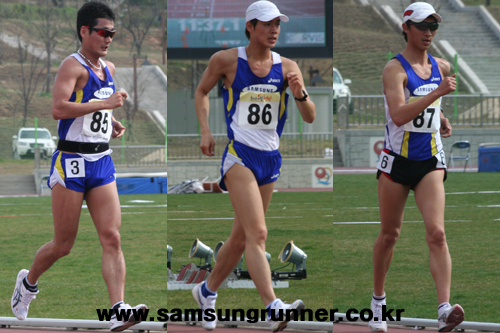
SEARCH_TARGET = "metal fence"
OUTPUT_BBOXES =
[167,132,334,160]
[337,94,500,129]
[30,132,333,168]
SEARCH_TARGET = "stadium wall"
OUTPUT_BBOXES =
[34,159,333,195]
[336,129,500,167]
[166,158,333,189]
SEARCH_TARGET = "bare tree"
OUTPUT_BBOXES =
[0,25,3,65]
[14,34,46,127]
[61,4,80,54]
[116,68,153,141]
[52,0,65,7]
[120,0,164,55]
[34,0,61,95]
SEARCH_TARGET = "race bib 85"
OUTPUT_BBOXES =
[81,99,112,140]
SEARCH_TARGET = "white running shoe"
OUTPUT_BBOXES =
[267,299,305,332]
[369,298,387,332]
[11,269,39,320]
[438,304,464,332]
[109,303,148,332]
[192,282,217,330]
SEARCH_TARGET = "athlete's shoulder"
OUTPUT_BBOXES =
[104,60,116,76]
[383,58,405,76]
[280,56,299,75]
[207,48,238,77]
[58,54,87,76]
[210,48,238,65]
[433,56,451,76]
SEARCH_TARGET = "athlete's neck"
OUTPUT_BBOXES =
[78,48,102,70]
[401,47,429,67]
[245,44,272,62]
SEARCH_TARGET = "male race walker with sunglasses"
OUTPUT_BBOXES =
[10,2,146,331]
[193,1,315,332]
[369,2,464,332]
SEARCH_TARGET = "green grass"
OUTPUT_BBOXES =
[333,173,500,323]
[167,192,333,314]
[0,194,166,319]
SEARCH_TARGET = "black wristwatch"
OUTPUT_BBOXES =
[294,89,308,102]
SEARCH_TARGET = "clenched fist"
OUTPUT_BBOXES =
[435,73,457,97]
[105,91,128,110]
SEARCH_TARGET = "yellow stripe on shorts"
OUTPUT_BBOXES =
[431,132,438,156]
[401,131,410,158]
[227,140,241,161]
[55,151,65,182]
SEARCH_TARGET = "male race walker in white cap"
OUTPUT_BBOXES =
[193,1,315,331]
[369,2,464,332]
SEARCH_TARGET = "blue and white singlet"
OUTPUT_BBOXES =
[221,47,288,151]
[383,53,443,160]
[57,53,115,161]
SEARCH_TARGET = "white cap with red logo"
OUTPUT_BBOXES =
[246,1,289,23]
[403,2,442,23]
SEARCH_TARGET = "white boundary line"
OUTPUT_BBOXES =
[169,216,302,221]
[333,220,471,225]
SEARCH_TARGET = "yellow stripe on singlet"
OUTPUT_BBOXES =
[279,92,286,119]
[431,132,438,156]
[227,140,241,160]
[75,90,83,103]
[55,151,65,182]
[227,87,233,112]
[401,131,410,158]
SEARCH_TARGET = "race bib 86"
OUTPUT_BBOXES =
[237,91,280,130]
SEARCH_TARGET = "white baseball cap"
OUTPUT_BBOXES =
[245,1,289,23]
[403,2,442,23]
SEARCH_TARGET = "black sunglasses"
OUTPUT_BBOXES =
[407,21,439,32]
[85,26,116,38]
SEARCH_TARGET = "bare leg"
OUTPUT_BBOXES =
[207,163,276,306]
[27,184,83,285]
[86,181,125,306]
[414,170,451,304]
[373,175,410,296]
[206,216,246,291]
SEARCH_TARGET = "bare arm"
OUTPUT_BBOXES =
[195,50,235,156]
[383,58,456,127]
[282,58,315,123]
[52,57,127,120]
[437,57,453,138]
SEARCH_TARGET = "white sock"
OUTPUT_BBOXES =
[438,302,451,311]
[372,293,386,302]
[112,301,124,310]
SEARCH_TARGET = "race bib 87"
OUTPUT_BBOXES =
[81,99,112,140]
[403,97,441,133]
[237,91,280,130]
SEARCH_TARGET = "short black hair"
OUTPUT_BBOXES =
[77,1,115,42]
[245,19,258,40]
